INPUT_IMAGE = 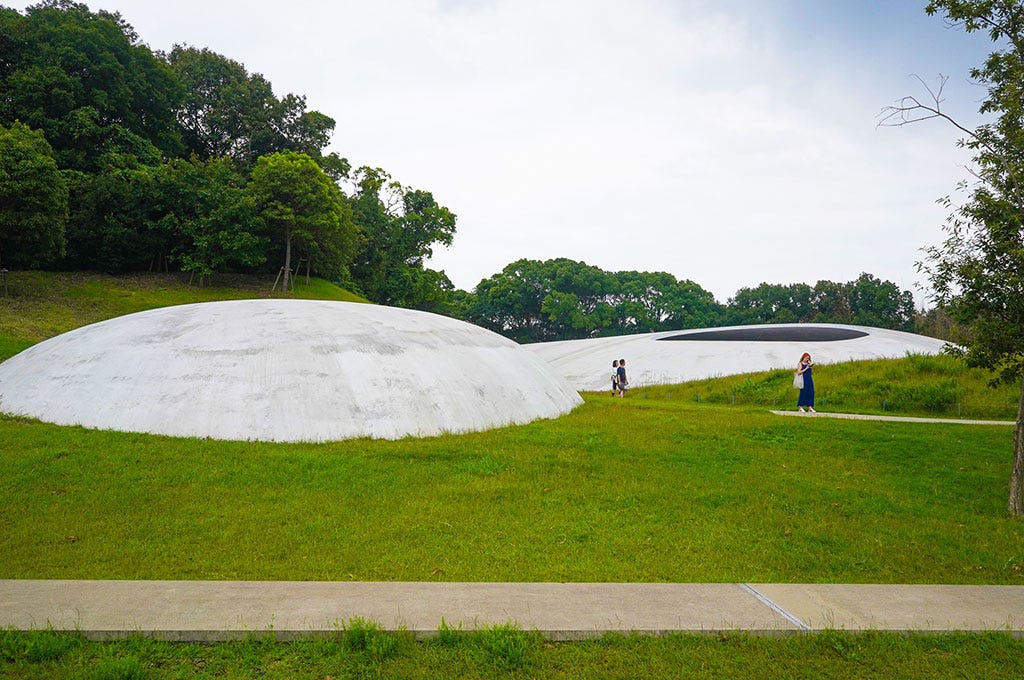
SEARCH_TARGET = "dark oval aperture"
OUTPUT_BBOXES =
[657,327,869,342]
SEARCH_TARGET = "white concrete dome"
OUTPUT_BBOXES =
[526,323,951,392]
[0,300,583,442]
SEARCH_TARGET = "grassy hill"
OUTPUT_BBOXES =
[638,354,1019,421]
[0,270,368,362]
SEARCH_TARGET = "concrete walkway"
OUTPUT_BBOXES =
[771,410,1015,426]
[1,581,1022,641]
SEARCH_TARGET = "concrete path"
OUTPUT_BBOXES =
[771,410,1015,426]
[1,581,1022,641]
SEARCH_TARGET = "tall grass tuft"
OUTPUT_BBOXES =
[476,623,540,672]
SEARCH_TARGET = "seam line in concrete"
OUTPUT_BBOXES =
[739,584,810,631]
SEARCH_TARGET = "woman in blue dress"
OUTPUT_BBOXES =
[796,352,815,412]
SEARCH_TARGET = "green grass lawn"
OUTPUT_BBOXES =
[2,627,1023,679]
[1,395,1020,583]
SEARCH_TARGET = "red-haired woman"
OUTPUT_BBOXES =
[796,353,816,413]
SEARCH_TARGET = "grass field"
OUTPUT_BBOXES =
[2,395,1021,584]
[2,272,1023,678]
[2,627,1023,679]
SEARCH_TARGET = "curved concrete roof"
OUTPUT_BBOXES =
[0,300,582,442]
[524,323,950,392]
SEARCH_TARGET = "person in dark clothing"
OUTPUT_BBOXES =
[796,352,815,412]
[616,358,628,398]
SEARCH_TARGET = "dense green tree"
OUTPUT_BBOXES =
[62,161,164,272]
[348,167,457,308]
[168,46,334,166]
[148,157,265,283]
[848,272,915,331]
[247,151,357,291]
[808,279,854,324]
[725,282,813,325]
[914,304,970,344]
[725,275,913,330]
[393,266,459,315]
[886,0,1024,515]
[613,270,722,333]
[0,1,183,171]
[466,259,721,343]
[467,258,611,342]
[1,1,472,290]
[0,120,67,268]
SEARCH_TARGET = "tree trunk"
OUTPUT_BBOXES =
[283,233,292,292]
[1010,377,1024,517]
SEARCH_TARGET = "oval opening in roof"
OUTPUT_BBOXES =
[657,326,870,342]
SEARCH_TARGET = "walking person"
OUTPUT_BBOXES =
[796,352,815,412]
[616,358,628,397]
[611,360,619,396]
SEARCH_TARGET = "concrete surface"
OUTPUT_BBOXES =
[1,580,1020,641]
[751,584,1024,634]
[526,323,949,392]
[771,410,1015,426]
[0,300,582,442]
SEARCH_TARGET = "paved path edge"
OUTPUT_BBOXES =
[2,581,1022,642]
[770,410,1015,425]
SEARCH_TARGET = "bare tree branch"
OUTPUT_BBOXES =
[877,74,979,141]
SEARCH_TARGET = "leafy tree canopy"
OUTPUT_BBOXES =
[466,258,723,343]
[247,151,357,291]
[167,46,335,167]
[148,157,266,282]
[0,0,183,171]
[348,166,457,309]
[725,274,915,331]
[0,120,67,268]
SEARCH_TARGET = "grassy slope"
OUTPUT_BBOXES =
[0,270,367,362]
[650,354,1019,421]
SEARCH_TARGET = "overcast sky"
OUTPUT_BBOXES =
[5,1,998,303]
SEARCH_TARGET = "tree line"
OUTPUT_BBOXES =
[458,258,918,343]
[0,0,455,305]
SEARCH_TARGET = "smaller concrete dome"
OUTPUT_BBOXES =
[526,323,950,391]
[0,300,582,442]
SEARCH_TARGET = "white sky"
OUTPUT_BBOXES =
[4,1,996,303]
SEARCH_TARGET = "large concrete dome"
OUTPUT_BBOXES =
[526,323,950,392]
[0,300,582,442]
